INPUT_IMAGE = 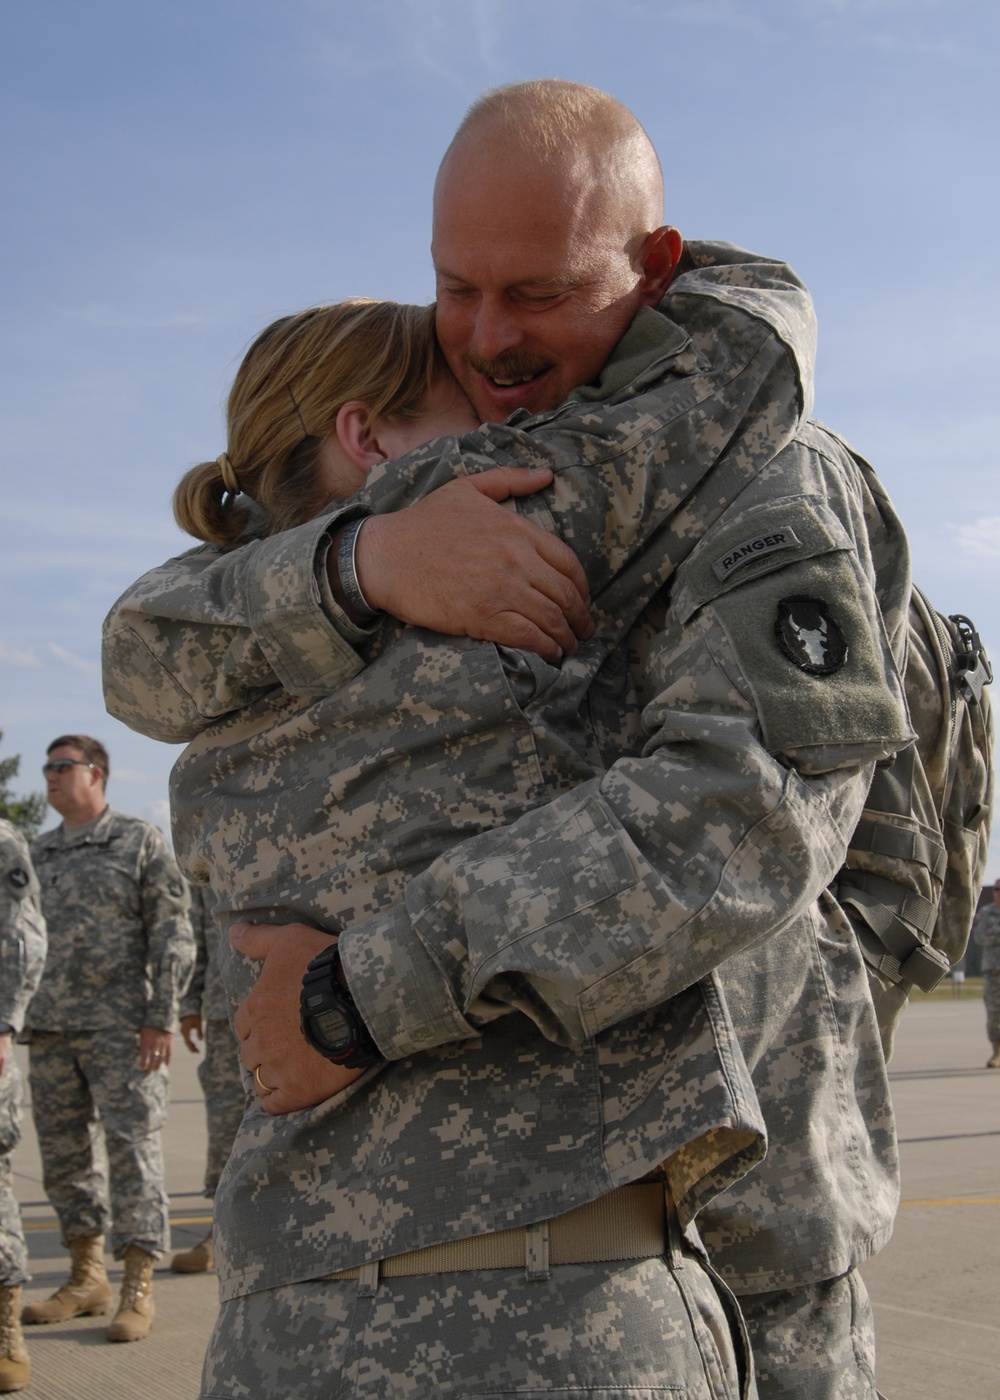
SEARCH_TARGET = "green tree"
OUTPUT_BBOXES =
[0,731,47,839]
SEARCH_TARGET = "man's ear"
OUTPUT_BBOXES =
[636,225,683,307]
[335,402,388,471]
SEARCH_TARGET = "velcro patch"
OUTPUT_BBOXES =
[775,595,849,675]
[7,868,29,891]
[713,527,801,581]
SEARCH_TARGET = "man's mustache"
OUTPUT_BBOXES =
[465,351,552,381]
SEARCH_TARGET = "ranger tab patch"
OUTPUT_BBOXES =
[775,595,848,676]
[713,526,801,581]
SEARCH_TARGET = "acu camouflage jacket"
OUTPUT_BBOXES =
[28,808,194,1032]
[103,244,912,1298]
[0,820,47,1035]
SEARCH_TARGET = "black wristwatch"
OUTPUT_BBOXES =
[300,942,381,1069]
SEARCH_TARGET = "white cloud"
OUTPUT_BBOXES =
[47,644,99,675]
[949,517,1000,560]
[0,640,41,668]
[115,766,160,784]
[145,799,174,842]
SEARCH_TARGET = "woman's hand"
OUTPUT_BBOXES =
[230,921,366,1115]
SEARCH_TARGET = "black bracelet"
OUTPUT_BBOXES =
[337,517,382,623]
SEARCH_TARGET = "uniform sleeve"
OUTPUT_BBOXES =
[342,482,913,1058]
[103,509,375,743]
[179,885,209,1020]
[103,251,817,746]
[139,830,196,1029]
[0,826,47,1033]
[974,910,1000,948]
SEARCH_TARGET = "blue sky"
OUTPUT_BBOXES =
[2,0,998,873]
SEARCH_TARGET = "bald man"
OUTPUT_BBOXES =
[105,82,909,1400]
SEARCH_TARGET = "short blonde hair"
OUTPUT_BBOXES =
[454,79,637,157]
[174,299,442,548]
[441,80,664,240]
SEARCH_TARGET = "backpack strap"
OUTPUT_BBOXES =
[837,869,952,991]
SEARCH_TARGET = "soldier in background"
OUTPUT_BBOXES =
[0,821,47,1393]
[21,736,194,1343]
[972,878,1000,1067]
[170,883,245,1273]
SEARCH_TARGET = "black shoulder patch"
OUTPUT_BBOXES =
[775,595,848,676]
[7,868,29,891]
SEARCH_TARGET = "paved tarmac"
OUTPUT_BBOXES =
[8,992,1000,1398]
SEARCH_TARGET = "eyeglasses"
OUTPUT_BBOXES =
[42,759,99,775]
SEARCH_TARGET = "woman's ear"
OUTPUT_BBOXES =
[335,401,387,470]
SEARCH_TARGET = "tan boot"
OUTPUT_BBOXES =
[170,1229,213,1273]
[106,1245,155,1343]
[0,1287,30,1393]
[21,1234,112,1324]
[987,1041,1000,1068]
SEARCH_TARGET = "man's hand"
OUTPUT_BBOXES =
[139,1026,172,1071]
[229,921,365,1116]
[0,1033,11,1078]
[180,1013,204,1053]
[343,467,594,661]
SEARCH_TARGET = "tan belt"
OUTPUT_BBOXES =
[324,1182,667,1280]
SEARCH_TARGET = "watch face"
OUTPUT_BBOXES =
[312,1005,352,1052]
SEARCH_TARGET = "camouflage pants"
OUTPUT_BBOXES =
[26,1028,170,1259]
[737,1269,878,1400]
[0,1056,29,1287]
[198,1019,246,1199]
[983,968,1000,1044]
[201,1231,751,1399]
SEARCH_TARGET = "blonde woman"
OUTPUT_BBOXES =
[173,299,479,550]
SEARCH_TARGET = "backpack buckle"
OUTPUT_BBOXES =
[950,614,993,703]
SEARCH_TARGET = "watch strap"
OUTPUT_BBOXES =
[300,942,381,1068]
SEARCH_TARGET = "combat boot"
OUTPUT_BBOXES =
[987,1041,1000,1068]
[170,1229,213,1273]
[21,1233,112,1324]
[107,1245,155,1342]
[0,1286,30,1392]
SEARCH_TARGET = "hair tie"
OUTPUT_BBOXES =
[287,385,310,437]
[217,452,241,496]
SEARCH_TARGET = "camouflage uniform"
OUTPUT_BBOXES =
[0,822,47,1288]
[181,885,245,1198]
[104,246,911,1398]
[972,900,1000,1042]
[26,808,194,1259]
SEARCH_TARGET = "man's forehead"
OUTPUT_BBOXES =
[432,187,624,286]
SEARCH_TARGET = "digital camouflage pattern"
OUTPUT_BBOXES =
[28,807,194,1031]
[183,884,232,1023]
[0,1059,29,1288]
[738,1272,877,1400]
[972,900,1000,971]
[26,808,193,1259]
[0,820,47,1287]
[973,901,1000,1042]
[0,822,47,1037]
[833,565,994,1059]
[26,1028,171,1256]
[102,245,912,1326]
[200,1247,748,1400]
[184,886,246,1196]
